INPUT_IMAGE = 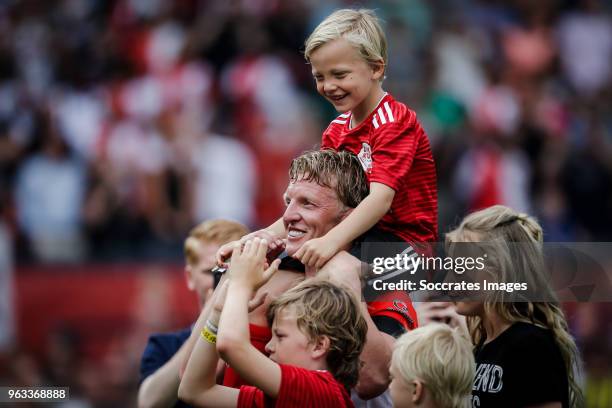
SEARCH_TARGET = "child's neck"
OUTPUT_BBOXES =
[350,86,386,129]
[299,357,328,373]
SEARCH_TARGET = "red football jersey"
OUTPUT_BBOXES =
[322,93,438,243]
[237,364,354,408]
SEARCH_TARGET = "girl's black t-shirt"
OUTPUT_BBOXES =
[471,322,569,408]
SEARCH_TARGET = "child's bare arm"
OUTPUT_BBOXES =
[217,239,282,397]
[295,182,395,268]
[178,281,239,407]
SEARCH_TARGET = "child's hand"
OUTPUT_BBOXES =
[216,240,240,267]
[294,236,340,269]
[212,279,269,317]
[216,231,285,267]
[229,238,281,291]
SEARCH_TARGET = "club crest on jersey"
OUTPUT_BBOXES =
[358,142,373,173]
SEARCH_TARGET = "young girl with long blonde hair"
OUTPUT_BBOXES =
[447,205,583,408]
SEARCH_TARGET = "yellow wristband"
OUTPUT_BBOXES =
[200,328,217,344]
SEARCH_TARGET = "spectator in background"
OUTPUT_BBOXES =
[14,111,87,263]
[189,113,258,228]
[138,219,248,408]
[557,0,612,98]
[0,208,14,353]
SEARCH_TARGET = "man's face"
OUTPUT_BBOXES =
[185,241,218,308]
[282,179,347,256]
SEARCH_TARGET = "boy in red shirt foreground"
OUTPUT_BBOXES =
[179,238,367,407]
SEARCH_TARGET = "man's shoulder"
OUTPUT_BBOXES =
[145,327,192,354]
[140,327,192,383]
[259,266,304,295]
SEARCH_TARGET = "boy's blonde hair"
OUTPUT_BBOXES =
[446,205,584,407]
[267,279,368,390]
[304,9,387,72]
[184,219,248,266]
[392,324,474,408]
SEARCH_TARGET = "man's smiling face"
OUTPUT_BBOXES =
[282,178,348,256]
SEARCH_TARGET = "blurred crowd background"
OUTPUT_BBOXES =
[0,0,611,406]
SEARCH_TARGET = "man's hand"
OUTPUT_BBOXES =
[216,230,285,267]
[293,235,340,269]
[228,238,280,291]
[414,301,468,334]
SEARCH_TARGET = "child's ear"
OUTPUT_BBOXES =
[311,335,331,359]
[185,266,195,291]
[371,59,385,80]
[412,380,424,404]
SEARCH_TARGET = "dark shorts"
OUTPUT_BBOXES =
[349,226,406,264]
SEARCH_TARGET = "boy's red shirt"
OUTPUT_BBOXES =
[322,93,438,243]
[222,297,418,390]
[222,324,272,388]
[237,364,354,408]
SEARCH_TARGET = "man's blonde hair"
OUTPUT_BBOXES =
[267,279,368,390]
[304,9,387,72]
[392,324,474,408]
[184,219,248,266]
[289,149,369,209]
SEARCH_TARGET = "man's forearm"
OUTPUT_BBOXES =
[355,302,395,399]
[138,346,186,408]
[178,316,222,405]
[141,287,222,408]
[179,276,227,377]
